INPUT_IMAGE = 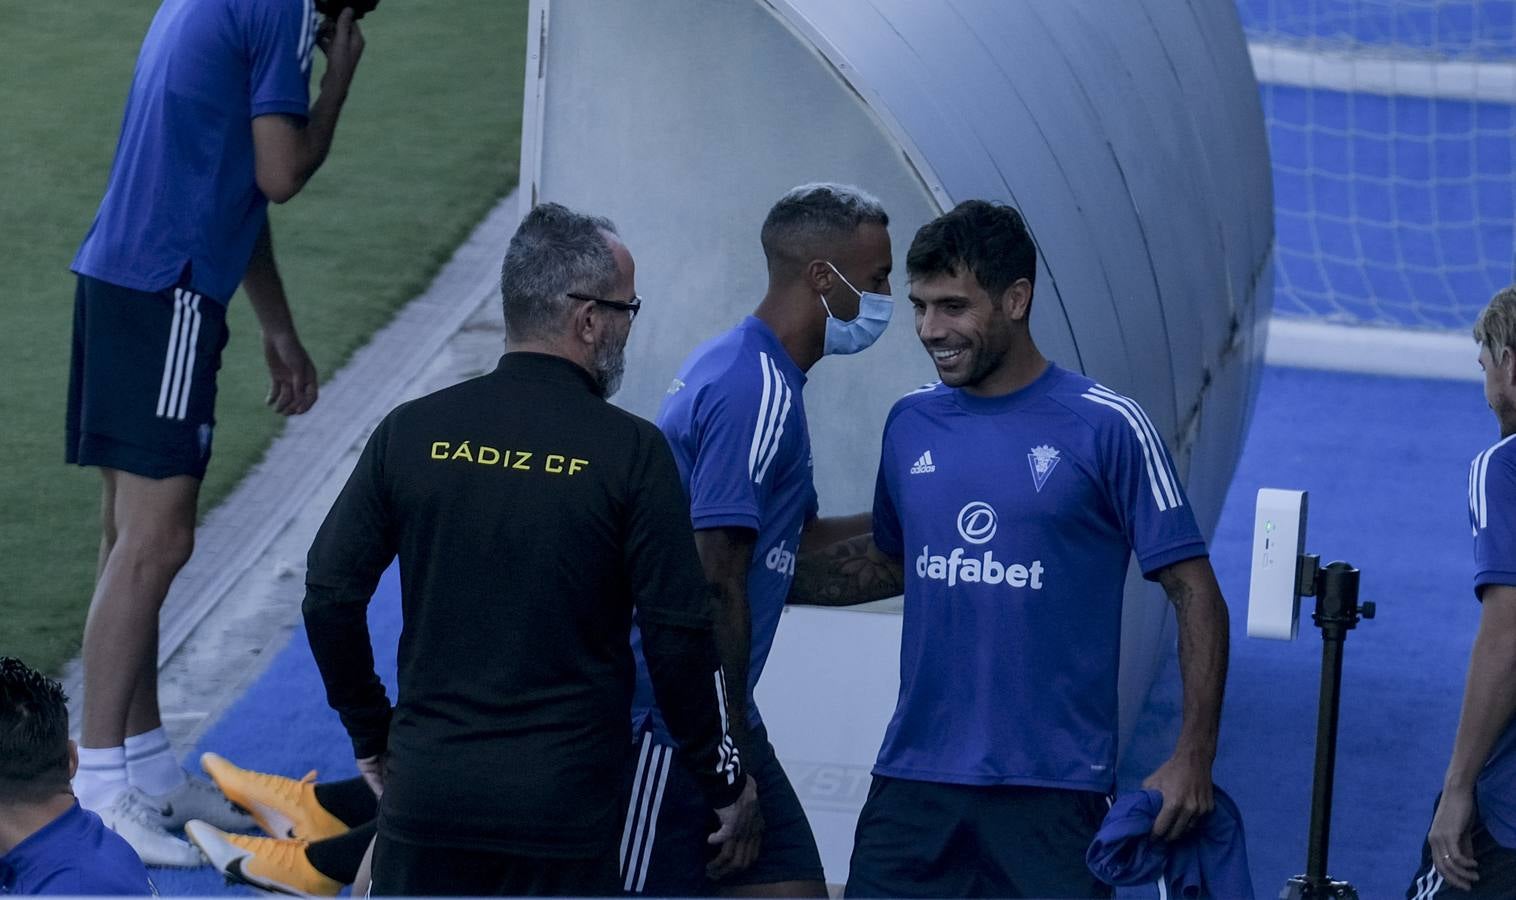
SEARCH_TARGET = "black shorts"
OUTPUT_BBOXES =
[371,833,619,897]
[619,722,825,895]
[844,776,1113,899]
[66,274,228,479]
[1406,798,1516,899]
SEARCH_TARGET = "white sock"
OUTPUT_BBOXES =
[74,745,128,811]
[124,727,186,796]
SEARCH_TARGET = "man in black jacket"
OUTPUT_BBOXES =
[302,202,759,896]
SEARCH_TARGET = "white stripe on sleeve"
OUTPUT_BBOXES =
[1089,385,1182,509]
[751,355,786,484]
[755,379,792,484]
[1081,391,1169,511]
[748,352,776,480]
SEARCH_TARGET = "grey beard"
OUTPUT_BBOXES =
[593,336,626,399]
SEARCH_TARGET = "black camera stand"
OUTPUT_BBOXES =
[1281,556,1376,900]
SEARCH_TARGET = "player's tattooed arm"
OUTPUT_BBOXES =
[1157,557,1230,757]
[789,534,905,606]
[1143,557,1229,841]
[694,527,758,756]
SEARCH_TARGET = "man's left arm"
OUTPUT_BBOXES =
[1428,585,1516,890]
[303,422,398,785]
[1145,555,1230,841]
[243,219,318,416]
[799,512,871,552]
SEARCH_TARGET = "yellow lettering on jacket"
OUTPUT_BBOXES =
[426,442,592,476]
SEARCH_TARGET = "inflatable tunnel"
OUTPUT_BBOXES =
[519,0,1273,880]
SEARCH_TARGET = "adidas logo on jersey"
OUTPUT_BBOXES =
[909,451,936,475]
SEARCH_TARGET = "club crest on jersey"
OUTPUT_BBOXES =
[1027,445,1061,492]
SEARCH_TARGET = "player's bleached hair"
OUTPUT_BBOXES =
[760,183,889,269]
[1474,286,1516,364]
[0,657,71,803]
[501,202,620,344]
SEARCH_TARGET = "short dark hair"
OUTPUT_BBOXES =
[760,183,889,269]
[0,657,71,802]
[906,200,1037,302]
[500,202,620,344]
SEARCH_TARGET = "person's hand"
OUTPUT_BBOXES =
[706,775,762,880]
[1428,787,1480,890]
[263,330,318,415]
[317,8,365,95]
[1142,752,1215,841]
[356,752,386,797]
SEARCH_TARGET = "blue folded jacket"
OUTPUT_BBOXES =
[1086,787,1254,899]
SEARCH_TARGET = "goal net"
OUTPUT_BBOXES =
[1239,0,1516,352]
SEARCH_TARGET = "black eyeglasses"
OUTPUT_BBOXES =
[568,292,642,321]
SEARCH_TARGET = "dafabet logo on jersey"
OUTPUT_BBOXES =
[915,501,1044,589]
[765,540,796,576]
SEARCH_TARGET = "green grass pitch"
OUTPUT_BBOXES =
[0,1,528,673]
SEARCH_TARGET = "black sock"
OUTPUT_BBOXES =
[312,777,379,827]
[305,820,378,884]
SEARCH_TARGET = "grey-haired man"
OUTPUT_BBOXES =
[304,202,758,895]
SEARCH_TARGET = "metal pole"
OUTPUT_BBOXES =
[1305,628,1346,886]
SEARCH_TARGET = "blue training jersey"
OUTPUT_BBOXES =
[0,802,154,895]
[73,0,316,304]
[630,317,819,734]
[1469,434,1516,848]
[871,363,1207,791]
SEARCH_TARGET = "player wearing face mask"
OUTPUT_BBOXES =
[620,183,894,897]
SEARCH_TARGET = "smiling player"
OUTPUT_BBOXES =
[792,200,1231,899]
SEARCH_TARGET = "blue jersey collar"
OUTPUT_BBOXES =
[951,361,1062,414]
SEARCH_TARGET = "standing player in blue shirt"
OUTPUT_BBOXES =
[620,184,895,897]
[1409,287,1516,899]
[65,0,366,865]
[791,200,1231,898]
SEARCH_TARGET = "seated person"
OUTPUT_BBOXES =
[186,753,376,896]
[0,657,154,895]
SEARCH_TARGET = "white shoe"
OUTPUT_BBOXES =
[186,820,343,897]
[97,788,205,868]
[141,773,257,831]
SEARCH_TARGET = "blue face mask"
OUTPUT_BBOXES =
[821,262,893,356]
